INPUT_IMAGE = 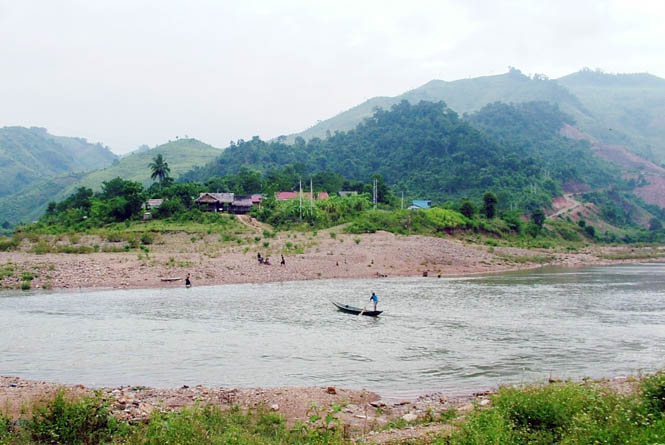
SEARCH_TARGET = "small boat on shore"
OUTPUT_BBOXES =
[332,301,383,317]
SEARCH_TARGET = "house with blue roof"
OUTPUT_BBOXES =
[409,200,432,210]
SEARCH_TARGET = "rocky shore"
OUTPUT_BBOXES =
[0,374,641,443]
[0,375,493,443]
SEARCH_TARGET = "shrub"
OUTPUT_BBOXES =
[445,382,648,445]
[127,235,140,249]
[106,232,124,242]
[0,413,12,439]
[21,281,31,290]
[152,198,185,219]
[641,371,665,416]
[56,245,95,254]
[68,233,82,244]
[0,237,19,252]
[28,390,123,445]
[140,233,154,245]
[33,240,53,254]
[460,200,476,218]
[525,222,541,238]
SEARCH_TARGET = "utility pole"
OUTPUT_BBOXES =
[299,179,302,221]
[310,178,313,211]
[401,191,404,210]
[373,178,377,209]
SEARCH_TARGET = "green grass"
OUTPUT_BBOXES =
[1,391,350,445]
[435,373,665,444]
[597,248,665,260]
[0,236,20,252]
[496,253,555,264]
[346,208,469,236]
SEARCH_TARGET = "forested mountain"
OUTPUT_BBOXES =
[0,138,221,224]
[182,100,620,212]
[0,126,116,198]
[285,68,665,162]
[557,70,665,161]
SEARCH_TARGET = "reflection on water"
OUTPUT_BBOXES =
[1,263,664,397]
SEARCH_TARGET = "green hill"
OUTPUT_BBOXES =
[285,68,665,162]
[182,100,622,213]
[0,126,117,197]
[0,173,85,224]
[0,138,221,224]
[71,138,221,192]
[284,69,586,142]
[557,69,665,161]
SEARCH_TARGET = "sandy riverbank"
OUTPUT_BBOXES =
[1,229,663,291]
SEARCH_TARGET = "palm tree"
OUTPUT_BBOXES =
[149,154,170,183]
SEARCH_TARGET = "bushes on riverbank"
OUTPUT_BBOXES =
[3,373,665,444]
[1,393,347,444]
[438,372,665,444]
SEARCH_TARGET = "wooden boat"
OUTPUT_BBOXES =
[332,301,383,317]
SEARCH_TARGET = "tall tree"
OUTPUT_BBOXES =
[531,208,546,228]
[149,154,171,183]
[482,192,498,219]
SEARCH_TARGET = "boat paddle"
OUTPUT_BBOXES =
[358,305,366,317]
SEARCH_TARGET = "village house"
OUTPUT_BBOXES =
[230,195,253,214]
[194,192,263,214]
[144,199,164,210]
[408,200,432,210]
[194,192,234,212]
[338,191,358,197]
[142,199,164,220]
[251,194,263,208]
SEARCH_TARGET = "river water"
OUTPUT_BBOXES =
[1,264,664,397]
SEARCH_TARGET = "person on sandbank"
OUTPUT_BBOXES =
[369,291,378,311]
[257,252,263,264]
[185,273,191,288]
[264,257,271,265]
[280,254,285,266]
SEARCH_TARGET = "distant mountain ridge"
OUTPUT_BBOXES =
[0,126,117,197]
[285,68,665,162]
[0,138,221,224]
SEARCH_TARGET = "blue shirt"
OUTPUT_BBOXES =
[370,294,378,302]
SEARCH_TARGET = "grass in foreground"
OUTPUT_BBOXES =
[0,390,349,445]
[435,372,665,444]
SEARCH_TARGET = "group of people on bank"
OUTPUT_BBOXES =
[257,252,285,266]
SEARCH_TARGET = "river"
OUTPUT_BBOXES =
[1,263,664,397]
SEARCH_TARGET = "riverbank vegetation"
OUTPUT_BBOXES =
[2,373,665,444]
[3,134,664,252]
[439,372,665,444]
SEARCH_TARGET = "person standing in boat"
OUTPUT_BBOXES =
[369,292,378,311]
[185,273,191,288]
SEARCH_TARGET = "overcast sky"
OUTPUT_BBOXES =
[1,0,664,154]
